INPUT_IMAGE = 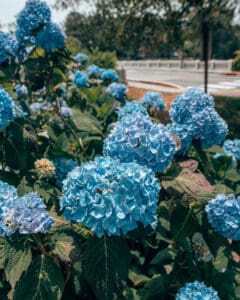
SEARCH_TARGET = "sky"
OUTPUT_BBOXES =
[0,0,91,30]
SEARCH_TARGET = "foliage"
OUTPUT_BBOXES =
[63,0,240,59]
[232,53,240,71]
[0,1,240,299]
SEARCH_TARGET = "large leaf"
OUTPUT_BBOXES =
[71,109,103,135]
[13,255,64,300]
[162,170,213,199]
[50,233,81,262]
[84,235,131,300]
[4,240,32,289]
[213,246,229,273]
[156,201,171,243]
[129,266,150,287]
[137,275,169,300]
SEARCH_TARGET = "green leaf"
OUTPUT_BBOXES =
[171,203,199,240]
[123,287,140,300]
[13,255,64,300]
[0,237,5,268]
[137,275,168,300]
[4,240,32,289]
[17,177,33,196]
[71,109,103,135]
[129,266,150,287]
[50,233,80,262]
[52,68,66,86]
[225,169,240,183]
[162,170,213,199]
[205,145,226,155]
[156,201,171,243]
[28,47,46,59]
[150,247,176,266]
[84,235,131,300]
[213,246,229,273]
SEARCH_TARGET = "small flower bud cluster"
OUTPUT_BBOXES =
[34,158,55,177]
[140,91,166,111]
[106,83,128,102]
[74,71,89,88]
[53,157,78,188]
[101,69,119,83]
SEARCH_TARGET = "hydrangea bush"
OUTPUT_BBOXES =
[0,1,239,299]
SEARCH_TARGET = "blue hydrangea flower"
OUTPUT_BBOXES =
[223,139,240,162]
[0,184,54,236]
[101,69,119,82]
[167,123,193,154]
[15,84,28,99]
[0,32,18,63]
[36,22,65,52]
[0,87,15,130]
[103,113,176,172]
[169,88,227,150]
[60,156,160,237]
[53,158,78,188]
[106,83,128,102]
[118,101,148,119]
[60,106,72,118]
[0,181,17,204]
[30,102,42,111]
[176,281,219,300]
[13,104,28,119]
[170,87,214,124]
[57,86,67,98]
[205,193,240,240]
[73,53,89,65]
[87,64,100,77]
[140,91,166,111]
[73,71,88,88]
[16,0,51,45]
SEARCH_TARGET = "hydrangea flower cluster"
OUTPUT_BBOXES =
[0,181,18,204]
[16,0,51,45]
[140,91,166,111]
[169,88,228,152]
[0,87,15,130]
[73,53,89,65]
[34,158,55,177]
[0,32,18,64]
[101,69,119,82]
[36,22,65,52]
[0,188,54,236]
[87,64,101,77]
[60,156,160,237]
[53,158,78,188]
[15,84,28,99]
[176,281,219,300]
[60,106,72,119]
[205,193,240,240]
[118,101,148,119]
[74,71,89,88]
[106,83,128,102]
[167,123,193,154]
[103,113,176,172]
[223,139,240,162]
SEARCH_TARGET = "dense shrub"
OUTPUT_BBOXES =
[0,1,240,300]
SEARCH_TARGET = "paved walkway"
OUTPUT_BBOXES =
[126,70,240,97]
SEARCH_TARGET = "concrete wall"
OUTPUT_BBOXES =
[117,59,233,72]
